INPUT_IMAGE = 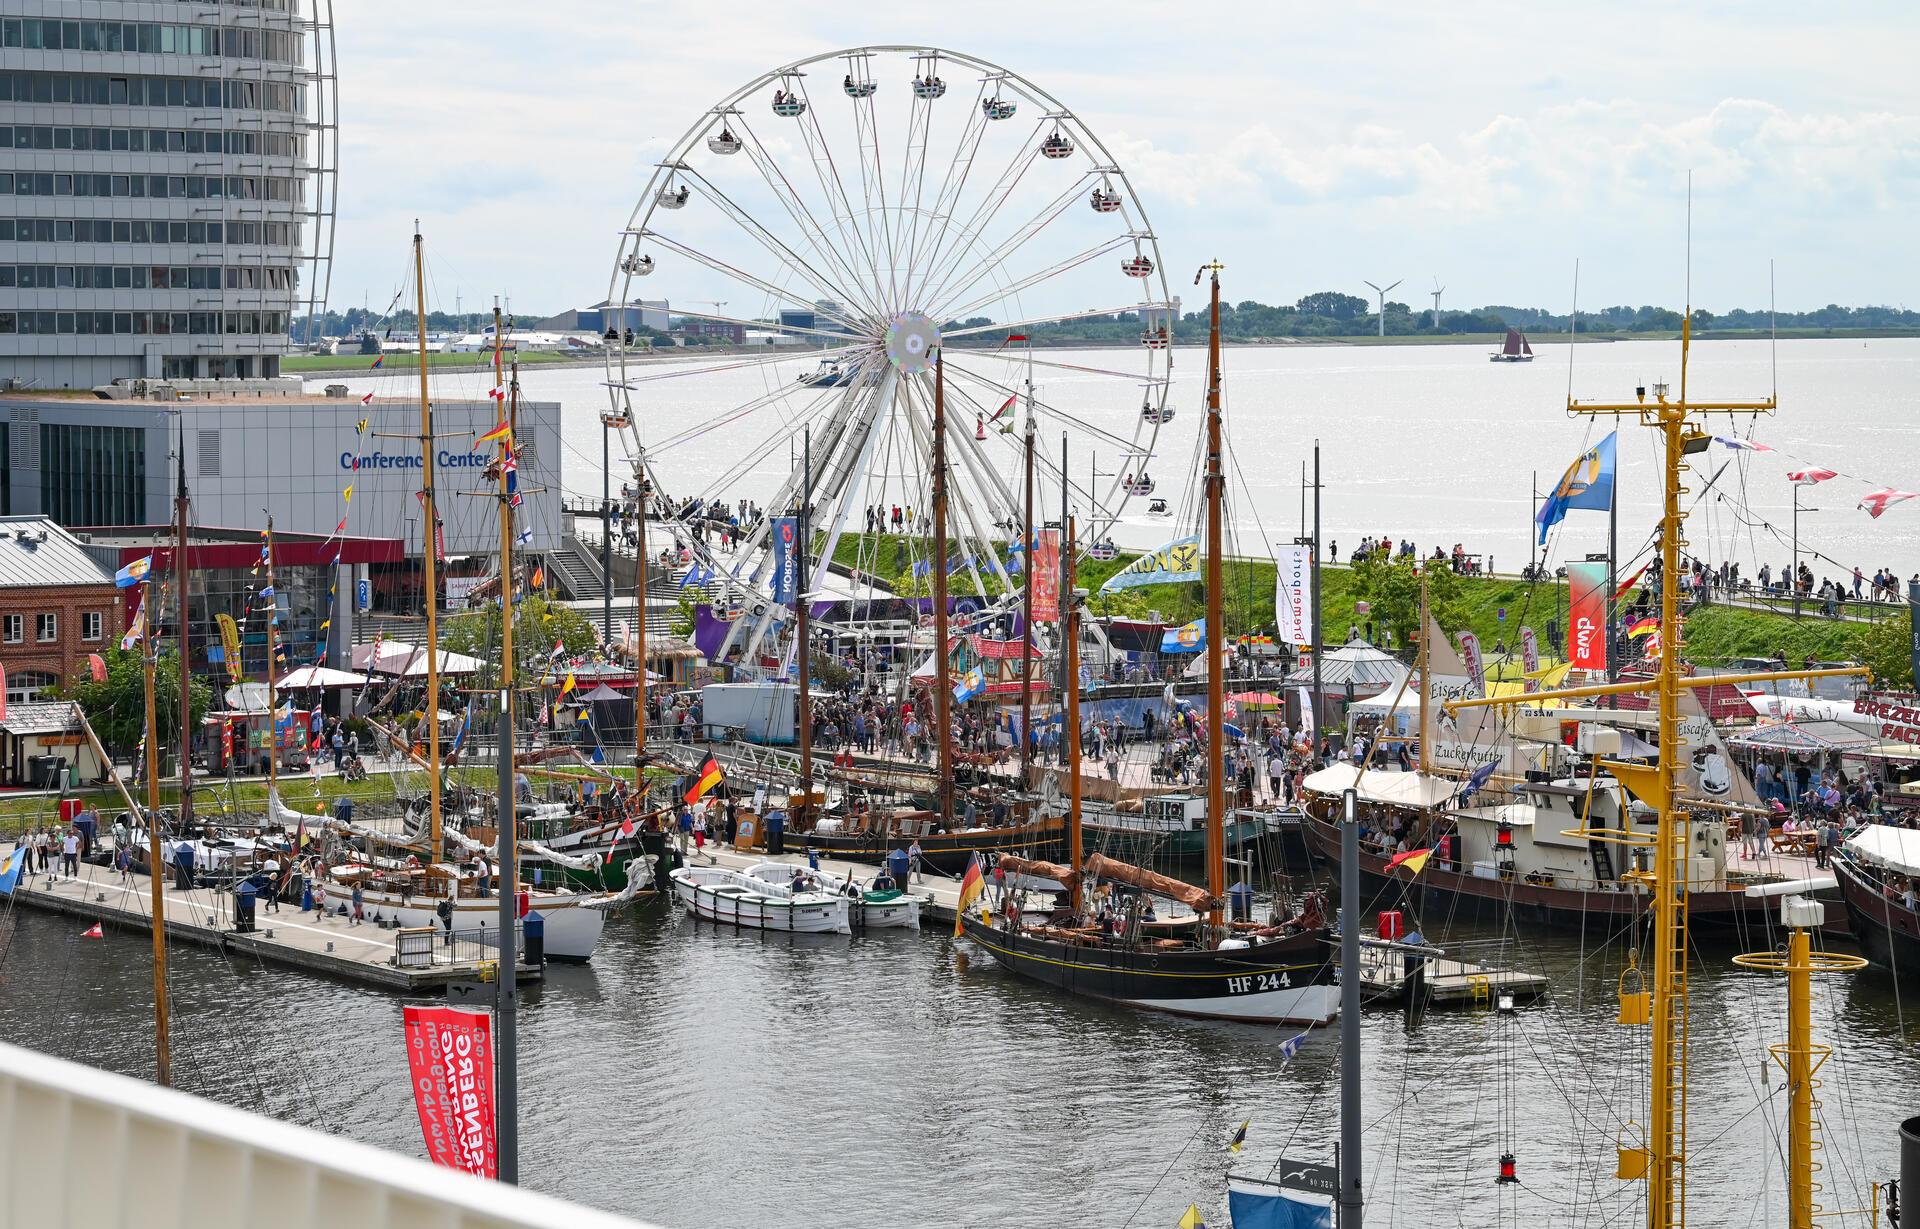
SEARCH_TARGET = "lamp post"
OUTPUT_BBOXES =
[1792,484,1817,618]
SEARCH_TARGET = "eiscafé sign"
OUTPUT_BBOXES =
[1856,692,1920,745]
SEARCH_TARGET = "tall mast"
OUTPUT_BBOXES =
[173,415,194,835]
[1063,514,1081,911]
[140,591,170,1087]
[634,443,649,770]
[262,517,279,810]
[1200,262,1227,935]
[1019,360,1036,786]
[413,225,445,865]
[796,426,813,820]
[930,351,953,829]
[1416,569,1431,775]
[490,303,520,1185]
[1311,441,1324,750]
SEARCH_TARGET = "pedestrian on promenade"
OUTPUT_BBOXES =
[350,881,365,925]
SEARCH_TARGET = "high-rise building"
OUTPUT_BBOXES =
[0,2,337,388]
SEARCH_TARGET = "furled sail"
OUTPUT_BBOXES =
[1084,852,1212,911]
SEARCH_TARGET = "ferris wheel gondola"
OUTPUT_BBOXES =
[1087,540,1119,562]
[1141,397,1174,425]
[605,47,1176,656]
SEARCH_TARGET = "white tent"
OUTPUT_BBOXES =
[1302,761,1460,809]
[349,641,484,677]
[276,666,368,690]
[1845,825,1920,877]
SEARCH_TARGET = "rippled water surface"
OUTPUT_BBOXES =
[2,879,1914,1228]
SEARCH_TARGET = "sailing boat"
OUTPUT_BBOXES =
[314,236,615,962]
[958,268,1337,1025]
[1489,327,1534,362]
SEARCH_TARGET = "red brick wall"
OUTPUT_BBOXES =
[0,583,120,693]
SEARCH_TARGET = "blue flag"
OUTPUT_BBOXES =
[0,845,24,895]
[1458,758,1498,802]
[954,667,986,703]
[114,556,152,588]
[1536,431,1616,544]
[1227,1181,1332,1229]
[1101,535,1200,593]
[1161,617,1206,653]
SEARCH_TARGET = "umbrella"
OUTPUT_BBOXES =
[222,682,272,711]
[1227,691,1283,707]
[276,666,367,690]
[578,683,624,703]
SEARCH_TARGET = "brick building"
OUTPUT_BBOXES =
[0,516,117,705]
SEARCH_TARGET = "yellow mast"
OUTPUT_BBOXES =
[1445,317,1866,1229]
[1416,569,1431,776]
[494,303,516,887]
[413,225,444,865]
[262,518,279,810]
[931,350,953,829]
[1200,261,1226,935]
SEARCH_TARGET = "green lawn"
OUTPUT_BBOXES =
[825,531,1888,670]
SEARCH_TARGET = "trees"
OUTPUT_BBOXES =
[1854,616,1914,692]
[55,646,213,757]
[440,594,602,687]
[1349,554,1471,650]
[1295,291,1369,322]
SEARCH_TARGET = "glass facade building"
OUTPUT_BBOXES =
[0,2,336,388]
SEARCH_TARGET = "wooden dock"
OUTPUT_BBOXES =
[1356,944,1548,1007]
[4,859,540,992]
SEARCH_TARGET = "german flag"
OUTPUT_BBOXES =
[952,852,986,937]
[1626,616,1659,639]
[684,755,723,805]
[476,420,513,447]
[1385,847,1434,876]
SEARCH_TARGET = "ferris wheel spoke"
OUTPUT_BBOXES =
[638,231,871,335]
[678,166,877,322]
[890,70,944,309]
[732,115,887,319]
[649,361,867,455]
[900,376,1013,598]
[919,175,1092,322]
[914,117,1046,311]
[838,61,901,313]
[813,366,899,609]
[969,350,1169,385]
[668,305,865,346]
[778,86,892,316]
[684,380,858,504]
[899,79,995,310]
[934,233,1136,327]
[940,357,1143,455]
[943,301,1172,339]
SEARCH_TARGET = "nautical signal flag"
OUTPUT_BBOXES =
[991,394,1016,421]
[1227,1120,1250,1153]
[1858,488,1918,519]
[81,922,103,939]
[1626,616,1659,638]
[114,556,152,588]
[360,392,374,405]
[684,755,724,805]
[1789,467,1837,486]
[1178,1206,1207,1229]
[1536,431,1617,544]
[1385,847,1434,876]
[1713,435,1774,452]
[369,356,384,369]
[355,415,369,433]
[476,420,513,447]
[531,565,545,589]
[488,385,507,403]
[953,852,985,936]
[558,671,577,697]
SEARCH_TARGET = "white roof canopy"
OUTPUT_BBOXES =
[276,666,368,690]
[1845,825,1920,877]
[1301,762,1460,809]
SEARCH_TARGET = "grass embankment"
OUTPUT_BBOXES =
[0,762,659,839]
[283,350,589,374]
[826,532,1882,668]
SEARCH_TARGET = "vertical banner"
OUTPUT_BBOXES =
[402,1005,498,1179]
[1909,579,1920,692]
[1274,544,1313,648]
[770,516,797,608]
[1520,626,1540,694]
[1030,529,1061,622]
[1567,561,1609,673]
[215,612,245,683]
[1456,631,1487,698]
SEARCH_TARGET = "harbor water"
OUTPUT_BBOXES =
[1,885,1913,1227]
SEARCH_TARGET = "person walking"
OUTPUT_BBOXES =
[59,828,79,878]
[350,880,365,925]
[907,838,924,885]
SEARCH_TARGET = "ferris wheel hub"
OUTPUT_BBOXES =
[884,311,941,375]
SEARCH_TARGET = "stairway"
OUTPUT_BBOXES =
[543,537,606,602]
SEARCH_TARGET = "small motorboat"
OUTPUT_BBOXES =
[670,865,852,934]
[1146,497,1170,517]
[745,862,922,930]
[798,357,854,387]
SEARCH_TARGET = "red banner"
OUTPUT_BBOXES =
[1030,530,1060,623]
[402,1005,497,1179]
[1566,561,1608,672]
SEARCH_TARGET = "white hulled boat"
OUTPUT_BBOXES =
[671,865,852,933]
[744,862,923,929]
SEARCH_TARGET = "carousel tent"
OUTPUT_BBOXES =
[1285,638,1409,696]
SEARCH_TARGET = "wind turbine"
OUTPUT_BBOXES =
[1429,279,1445,330]
[1363,279,1402,338]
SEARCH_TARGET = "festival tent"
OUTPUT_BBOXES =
[349,641,483,677]
[276,666,369,690]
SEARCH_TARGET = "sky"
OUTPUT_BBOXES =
[326,1,1920,319]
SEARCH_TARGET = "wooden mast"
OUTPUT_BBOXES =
[796,427,813,820]
[1063,515,1081,912]
[1200,262,1227,935]
[140,568,170,1087]
[634,448,649,773]
[931,350,954,829]
[413,225,445,865]
[1019,359,1036,787]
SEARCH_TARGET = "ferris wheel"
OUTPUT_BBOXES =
[604,46,1174,652]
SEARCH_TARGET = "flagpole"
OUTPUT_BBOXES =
[262,516,279,814]
[1020,356,1036,789]
[930,351,954,831]
[413,224,445,866]
[796,425,813,824]
[141,562,171,1087]
[1064,514,1082,912]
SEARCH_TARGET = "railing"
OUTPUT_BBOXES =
[394,922,524,970]
[0,1040,655,1229]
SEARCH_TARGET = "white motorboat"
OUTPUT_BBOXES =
[670,865,852,934]
[743,862,922,930]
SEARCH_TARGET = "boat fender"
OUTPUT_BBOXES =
[1218,938,1250,950]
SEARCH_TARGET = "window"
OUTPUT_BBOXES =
[6,670,54,705]
[35,612,56,642]
[1,614,19,644]
[82,611,102,642]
